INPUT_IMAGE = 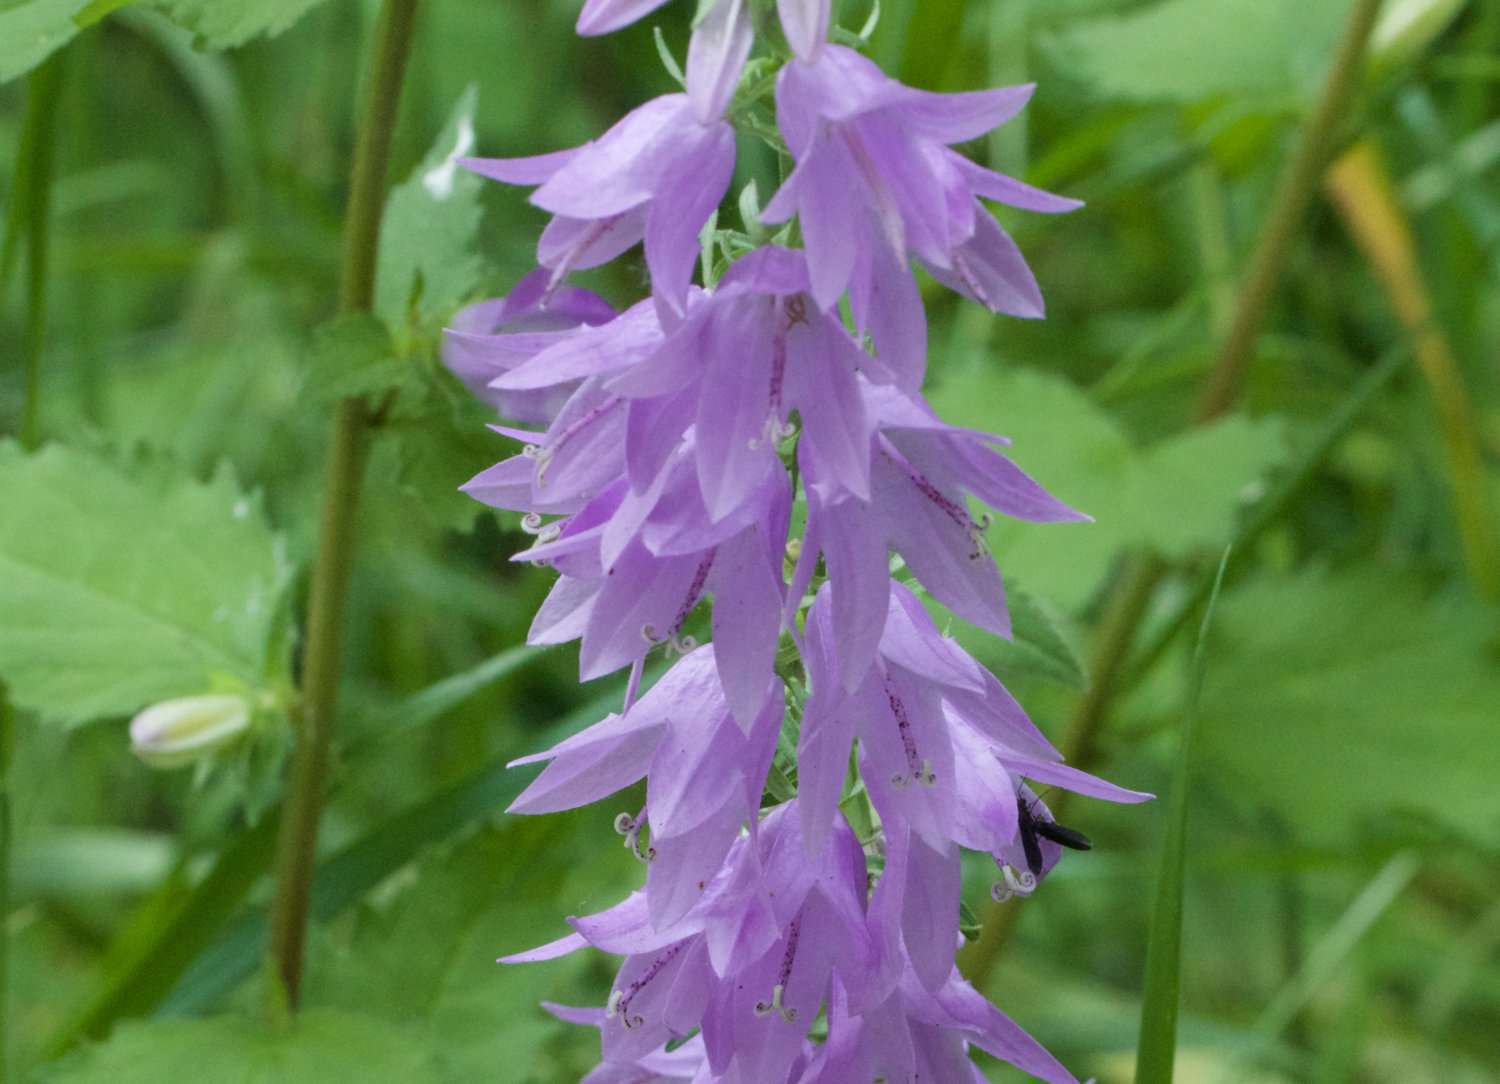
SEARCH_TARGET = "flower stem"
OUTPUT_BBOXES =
[266,0,419,1010]
[960,0,1386,990]
[0,683,14,1076]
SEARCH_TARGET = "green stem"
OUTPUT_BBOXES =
[1195,0,1385,422]
[3,54,67,450]
[961,0,1386,991]
[266,0,419,1010]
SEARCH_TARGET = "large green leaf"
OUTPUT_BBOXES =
[43,1009,448,1082]
[0,442,291,725]
[928,366,1288,611]
[148,0,330,49]
[1196,567,1500,844]
[305,815,636,1082]
[376,86,485,341]
[1043,0,1352,104]
[0,0,86,84]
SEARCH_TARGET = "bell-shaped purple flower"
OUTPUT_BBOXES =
[762,44,1080,331]
[509,645,783,926]
[463,94,735,316]
[503,802,873,1082]
[540,1003,709,1083]
[789,382,1087,684]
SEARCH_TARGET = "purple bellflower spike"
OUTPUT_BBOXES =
[462,94,735,317]
[788,382,1087,687]
[509,645,783,926]
[762,44,1081,338]
[442,269,615,424]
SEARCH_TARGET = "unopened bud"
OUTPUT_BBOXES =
[129,694,251,769]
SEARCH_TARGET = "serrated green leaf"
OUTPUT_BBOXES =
[301,312,412,405]
[929,366,1288,611]
[376,86,485,339]
[1043,0,1351,104]
[1197,567,1500,845]
[988,580,1087,689]
[0,442,292,726]
[43,1009,447,1082]
[305,816,635,1082]
[0,0,85,84]
[148,0,329,49]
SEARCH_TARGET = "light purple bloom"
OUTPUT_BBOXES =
[798,581,1151,918]
[462,94,735,317]
[509,646,782,926]
[503,802,873,1082]
[788,382,1087,686]
[762,44,1081,337]
[541,1003,709,1083]
[442,268,615,424]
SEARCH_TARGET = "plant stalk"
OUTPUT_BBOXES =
[960,0,1386,990]
[266,0,419,1010]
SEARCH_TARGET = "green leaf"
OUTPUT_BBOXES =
[1134,549,1228,1083]
[1043,0,1351,104]
[304,816,636,1081]
[376,86,485,340]
[928,366,1288,612]
[0,442,292,726]
[1196,566,1500,845]
[301,312,413,406]
[43,1009,447,1082]
[148,0,330,49]
[0,0,85,84]
[989,580,1087,689]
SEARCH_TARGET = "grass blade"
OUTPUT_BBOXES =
[1133,548,1230,1083]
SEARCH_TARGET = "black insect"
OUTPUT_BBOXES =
[1015,794,1092,877]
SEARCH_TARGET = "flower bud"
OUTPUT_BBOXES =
[129,694,251,770]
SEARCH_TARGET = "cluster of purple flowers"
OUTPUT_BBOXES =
[445,1,1149,1079]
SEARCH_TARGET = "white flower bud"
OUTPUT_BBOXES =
[129,694,251,770]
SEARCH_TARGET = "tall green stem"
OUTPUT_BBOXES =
[266,0,419,1010]
[960,0,1385,990]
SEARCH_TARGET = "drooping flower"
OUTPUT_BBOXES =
[762,44,1081,339]
[788,381,1087,688]
[463,95,734,317]
[509,646,783,926]
[442,267,615,424]
[503,802,874,1082]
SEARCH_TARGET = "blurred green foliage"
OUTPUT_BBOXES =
[1,0,1499,1081]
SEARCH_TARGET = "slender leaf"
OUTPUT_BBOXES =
[1134,548,1229,1083]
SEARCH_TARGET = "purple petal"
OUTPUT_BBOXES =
[686,0,753,123]
[461,148,578,187]
[948,438,1088,523]
[709,526,785,727]
[507,720,662,814]
[536,209,646,273]
[768,136,860,309]
[533,96,692,218]
[873,441,1011,638]
[894,83,1036,145]
[576,0,672,34]
[956,155,1083,213]
[647,712,745,837]
[931,977,1079,1084]
[716,245,811,296]
[786,314,872,500]
[527,575,599,646]
[900,834,959,992]
[777,0,829,60]
[627,390,696,492]
[495,298,662,391]
[851,228,926,393]
[816,497,892,692]
[880,582,986,693]
[648,793,746,928]
[645,122,736,314]
[579,544,705,680]
[1010,754,1154,804]
[796,687,859,860]
[498,930,587,964]
[944,669,1059,762]
[694,299,779,521]
[926,206,1044,318]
